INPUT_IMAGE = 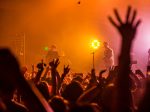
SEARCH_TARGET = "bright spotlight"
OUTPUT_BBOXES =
[91,39,100,49]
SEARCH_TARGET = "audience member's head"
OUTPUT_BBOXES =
[72,75,83,83]
[49,95,69,112]
[0,48,28,112]
[36,81,51,101]
[62,81,83,104]
[0,48,21,99]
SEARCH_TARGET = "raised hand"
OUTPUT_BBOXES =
[108,6,141,43]
[108,6,141,112]
[63,65,70,75]
[58,65,70,90]
[49,59,60,95]
[99,70,107,78]
[34,60,46,84]
[36,59,46,71]
[49,58,60,69]
[98,70,107,87]
[61,65,70,82]
[42,66,50,80]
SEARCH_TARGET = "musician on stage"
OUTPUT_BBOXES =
[103,42,114,69]
[45,45,59,64]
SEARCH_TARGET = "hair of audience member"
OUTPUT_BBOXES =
[62,81,83,104]
[36,81,51,101]
[72,75,83,83]
[0,48,28,112]
[0,48,21,99]
[48,95,69,112]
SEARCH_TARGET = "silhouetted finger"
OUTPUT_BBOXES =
[126,6,131,23]
[134,19,141,28]
[131,10,137,24]
[114,9,123,25]
[99,70,106,75]
[108,16,118,28]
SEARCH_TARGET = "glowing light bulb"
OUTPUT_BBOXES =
[91,39,100,49]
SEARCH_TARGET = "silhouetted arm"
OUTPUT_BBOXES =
[34,60,45,84]
[41,66,50,80]
[109,6,141,112]
[86,69,98,90]
[49,59,59,96]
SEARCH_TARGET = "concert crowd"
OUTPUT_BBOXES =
[0,6,150,112]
